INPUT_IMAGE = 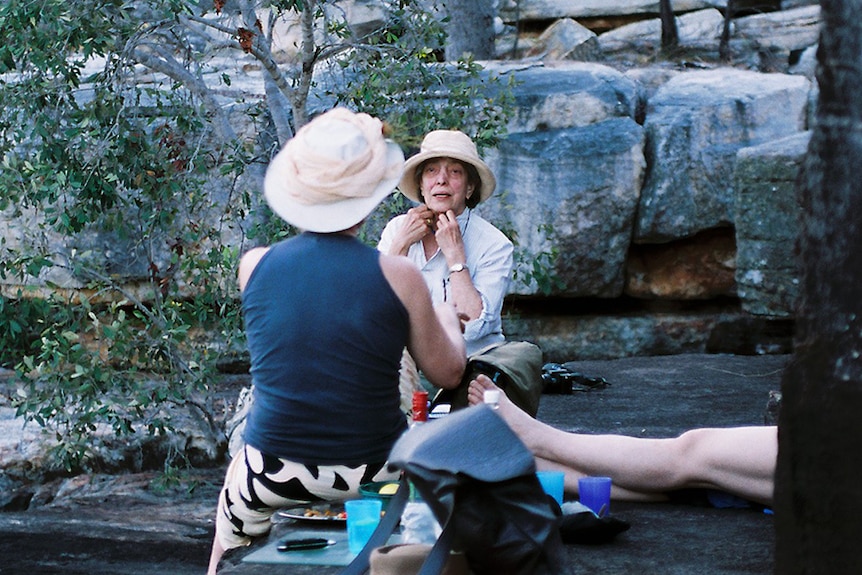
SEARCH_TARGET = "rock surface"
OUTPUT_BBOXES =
[0,354,784,574]
[734,131,809,317]
[498,0,717,21]
[0,2,821,360]
[636,68,809,242]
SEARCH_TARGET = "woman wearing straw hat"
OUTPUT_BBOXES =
[378,130,514,357]
[207,109,467,574]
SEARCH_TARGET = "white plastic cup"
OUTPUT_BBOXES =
[483,389,501,409]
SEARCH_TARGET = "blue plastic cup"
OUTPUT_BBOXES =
[536,470,565,505]
[578,476,612,517]
[345,499,382,554]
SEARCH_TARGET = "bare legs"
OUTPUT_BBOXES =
[207,537,225,575]
[467,375,776,506]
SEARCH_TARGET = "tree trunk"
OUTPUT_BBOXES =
[774,0,862,573]
[659,0,678,51]
[444,0,496,60]
[719,0,735,62]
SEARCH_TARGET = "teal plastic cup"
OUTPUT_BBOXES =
[345,499,382,554]
[536,470,565,505]
[578,476,612,517]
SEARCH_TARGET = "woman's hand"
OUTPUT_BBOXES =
[434,210,467,266]
[384,205,436,256]
[403,205,438,241]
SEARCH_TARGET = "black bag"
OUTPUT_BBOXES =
[389,405,565,575]
[339,405,565,575]
[433,341,544,417]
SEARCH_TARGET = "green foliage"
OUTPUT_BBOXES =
[0,0,516,472]
[513,245,565,296]
[0,291,52,368]
[0,0,126,78]
[497,219,565,296]
[149,459,203,495]
[332,3,515,151]
[1,0,248,472]
[331,1,517,236]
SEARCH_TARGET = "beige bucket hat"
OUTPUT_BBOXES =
[264,107,405,233]
[398,130,496,204]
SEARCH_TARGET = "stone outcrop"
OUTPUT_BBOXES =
[636,68,809,242]
[498,0,717,21]
[0,366,238,510]
[734,131,809,317]
[0,1,821,362]
[486,116,644,298]
[597,8,726,56]
[0,0,819,511]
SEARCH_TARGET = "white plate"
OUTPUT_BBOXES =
[276,503,347,524]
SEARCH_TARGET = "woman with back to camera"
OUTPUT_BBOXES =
[207,108,466,574]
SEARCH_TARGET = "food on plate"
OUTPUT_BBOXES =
[377,482,399,496]
[303,507,347,520]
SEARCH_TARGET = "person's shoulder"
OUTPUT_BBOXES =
[240,246,271,269]
[238,246,272,292]
[379,252,420,276]
[379,253,424,293]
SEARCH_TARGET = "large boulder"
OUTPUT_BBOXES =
[498,0,715,21]
[526,18,603,62]
[727,5,822,68]
[635,68,811,242]
[734,131,810,317]
[598,8,725,57]
[481,117,645,297]
[490,61,641,133]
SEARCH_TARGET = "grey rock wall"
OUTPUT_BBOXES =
[498,0,716,21]
[471,61,812,307]
[735,131,809,317]
[486,117,645,298]
[636,69,810,242]
[1,0,819,360]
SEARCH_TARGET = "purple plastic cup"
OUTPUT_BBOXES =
[578,476,612,517]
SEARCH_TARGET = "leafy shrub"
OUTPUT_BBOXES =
[0,0,515,471]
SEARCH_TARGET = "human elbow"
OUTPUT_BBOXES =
[439,363,466,390]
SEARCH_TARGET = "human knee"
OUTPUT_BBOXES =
[669,428,716,482]
[215,483,269,551]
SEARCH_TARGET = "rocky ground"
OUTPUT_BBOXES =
[0,353,786,574]
[0,473,218,574]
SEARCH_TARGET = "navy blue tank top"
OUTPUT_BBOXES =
[241,232,409,465]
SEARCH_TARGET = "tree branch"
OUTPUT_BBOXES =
[129,44,238,144]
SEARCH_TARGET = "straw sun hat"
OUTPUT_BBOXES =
[264,107,405,233]
[398,130,496,204]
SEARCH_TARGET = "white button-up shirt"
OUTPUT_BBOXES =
[379,209,514,355]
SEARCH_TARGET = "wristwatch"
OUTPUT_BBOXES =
[449,263,468,274]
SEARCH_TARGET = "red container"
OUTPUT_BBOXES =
[412,391,429,424]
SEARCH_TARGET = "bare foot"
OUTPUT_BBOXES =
[466,375,541,447]
[467,373,507,407]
